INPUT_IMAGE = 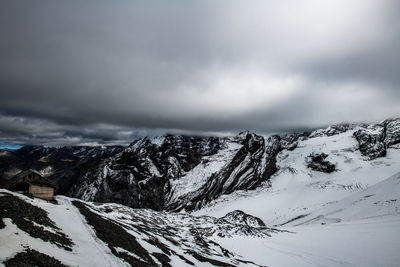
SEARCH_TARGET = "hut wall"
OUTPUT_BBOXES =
[28,184,54,200]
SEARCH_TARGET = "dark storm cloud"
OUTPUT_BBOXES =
[0,113,169,146]
[0,0,399,145]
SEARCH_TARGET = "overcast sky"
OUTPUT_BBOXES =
[0,0,399,146]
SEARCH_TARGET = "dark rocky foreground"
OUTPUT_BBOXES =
[1,118,399,211]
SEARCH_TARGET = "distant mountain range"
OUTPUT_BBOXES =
[1,118,399,212]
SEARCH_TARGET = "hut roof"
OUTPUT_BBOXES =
[8,169,54,188]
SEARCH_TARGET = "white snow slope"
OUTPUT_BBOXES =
[0,189,275,267]
[0,191,126,267]
[194,128,400,267]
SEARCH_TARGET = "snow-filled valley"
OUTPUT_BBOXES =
[1,121,400,266]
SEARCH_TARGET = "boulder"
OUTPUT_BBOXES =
[307,153,336,173]
[353,127,386,160]
[218,210,266,227]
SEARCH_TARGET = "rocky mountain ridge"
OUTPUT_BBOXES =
[1,118,399,212]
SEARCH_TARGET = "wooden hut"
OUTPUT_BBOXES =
[5,170,55,200]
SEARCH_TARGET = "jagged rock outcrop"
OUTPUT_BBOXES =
[353,127,386,160]
[307,153,336,173]
[218,210,266,227]
[353,118,400,160]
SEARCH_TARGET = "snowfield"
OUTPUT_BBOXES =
[214,217,400,267]
[208,170,400,266]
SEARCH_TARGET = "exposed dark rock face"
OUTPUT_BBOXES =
[383,119,400,147]
[218,210,266,227]
[307,153,336,173]
[68,135,225,211]
[353,118,400,160]
[166,133,282,211]
[353,127,386,160]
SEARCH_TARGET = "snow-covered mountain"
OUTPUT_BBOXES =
[190,119,400,266]
[1,118,400,266]
[66,118,400,212]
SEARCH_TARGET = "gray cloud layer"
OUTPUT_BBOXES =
[0,0,399,145]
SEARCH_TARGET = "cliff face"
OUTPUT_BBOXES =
[67,132,288,211]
